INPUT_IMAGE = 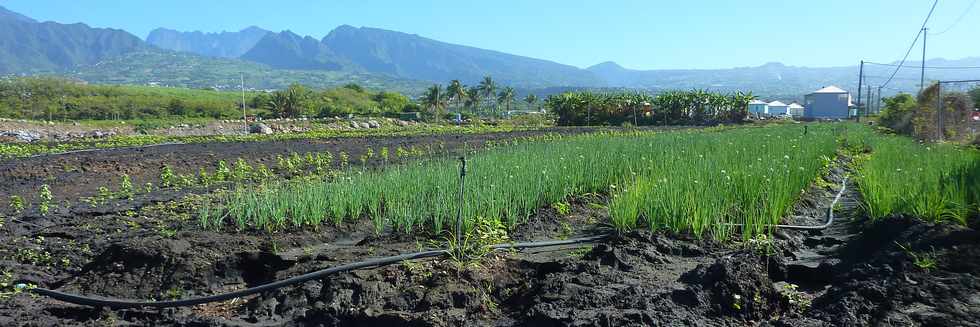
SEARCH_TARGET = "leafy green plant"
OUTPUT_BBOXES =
[214,160,231,182]
[8,195,24,214]
[339,152,350,169]
[896,242,938,271]
[160,165,177,188]
[38,184,53,215]
[552,201,571,216]
[232,158,252,182]
[119,174,134,199]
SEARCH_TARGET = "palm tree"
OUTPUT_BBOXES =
[464,86,481,113]
[497,87,516,114]
[477,76,497,115]
[524,93,538,111]
[421,84,449,119]
[446,80,466,114]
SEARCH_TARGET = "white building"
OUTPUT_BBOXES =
[768,101,789,116]
[748,100,768,117]
[804,86,853,119]
[787,102,805,118]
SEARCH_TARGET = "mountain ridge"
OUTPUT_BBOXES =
[146,26,270,58]
[0,6,147,74]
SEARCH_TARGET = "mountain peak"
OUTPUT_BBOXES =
[0,5,38,24]
[587,61,626,71]
[146,26,271,58]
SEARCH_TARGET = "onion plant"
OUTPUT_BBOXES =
[202,124,842,239]
[607,124,839,239]
[857,132,979,225]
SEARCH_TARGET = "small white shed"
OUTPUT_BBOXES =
[768,101,789,116]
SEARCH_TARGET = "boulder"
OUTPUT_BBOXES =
[367,120,381,128]
[396,120,410,127]
[249,123,274,135]
[0,131,42,142]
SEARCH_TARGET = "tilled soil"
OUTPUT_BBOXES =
[0,142,978,326]
[0,126,612,210]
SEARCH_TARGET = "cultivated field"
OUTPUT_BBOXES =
[0,122,977,326]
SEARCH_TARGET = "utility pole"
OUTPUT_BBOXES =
[920,28,928,94]
[866,84,872,119]
[857,60,864,115]
[876,86,883,114]
[936,81,943,141]
[241,73,247,133]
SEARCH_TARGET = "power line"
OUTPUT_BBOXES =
[879,0,939,89]
[865,61,980,69]
[862,75,923,81]
[931,0,977,35]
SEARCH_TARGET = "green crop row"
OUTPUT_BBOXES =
[0,124,537,160]
[856,131,980,225]
[203,124,840,239]
[607,124,839,238]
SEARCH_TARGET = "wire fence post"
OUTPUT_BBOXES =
[455,156,467,250]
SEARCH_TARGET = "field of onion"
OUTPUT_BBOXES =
[855,129,980,225]
[200,124,842,239]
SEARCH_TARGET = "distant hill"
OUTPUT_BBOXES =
[240,30,353,71]
[0,5,35,24]
[586,58,980,101]
[319,25,605,89]
[146,26,270,58]
[0,5,146,74]
[70,50,430,95]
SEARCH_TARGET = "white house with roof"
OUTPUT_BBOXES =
[804,85,853,118]
[787,102,805,118]
[767,101,789,116]
[748,100,768,117]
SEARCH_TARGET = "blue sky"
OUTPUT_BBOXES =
[3,0,978,70]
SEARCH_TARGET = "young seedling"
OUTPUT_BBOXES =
[37,184,53,216]
[160,165,177,188]
[215,160,231,182]
[8,195,24,214]
[119,174,134,199]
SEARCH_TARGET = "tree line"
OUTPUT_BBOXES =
[544,90,755,126]
[0,77,416,121]
[879,84,979,143]
[418,76,541,119]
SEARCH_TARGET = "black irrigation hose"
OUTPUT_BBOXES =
[24,235,609,309]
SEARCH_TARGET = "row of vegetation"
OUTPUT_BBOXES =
[0,124,534,160]
[878,83,979,144]
[607,124,838,237]
[544,90,755,126]
[417,77,542,119]
[0,77,415,121]
[200,124,833,239]
[855,128,979,225]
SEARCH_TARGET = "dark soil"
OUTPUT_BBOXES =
[0,126,615,211]
[0,137,977,326]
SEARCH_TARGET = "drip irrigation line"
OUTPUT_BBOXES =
[726,175,848,230]
[23,234,610,309]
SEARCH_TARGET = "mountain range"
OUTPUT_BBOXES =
[0,6,146,74]
[2,5,978,99]
[146,26,270,58]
